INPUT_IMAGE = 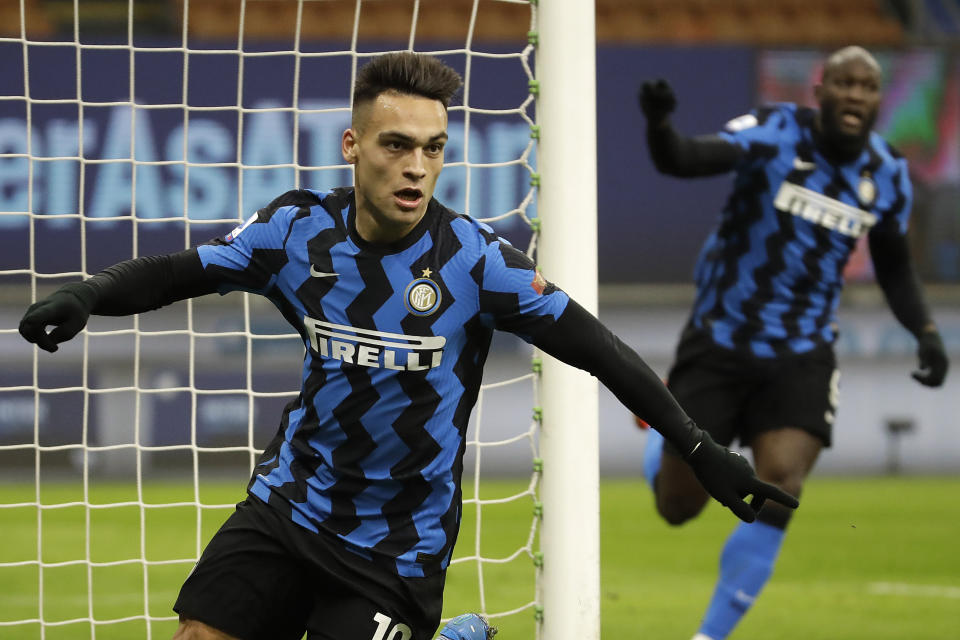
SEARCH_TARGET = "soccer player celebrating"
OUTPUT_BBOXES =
[20,52,796,640]
[637,46,948,640]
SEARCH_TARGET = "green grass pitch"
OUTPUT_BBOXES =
[1,475,958,639]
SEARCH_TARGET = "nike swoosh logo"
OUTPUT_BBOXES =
[793,157,817,171]
[310,265,339,278]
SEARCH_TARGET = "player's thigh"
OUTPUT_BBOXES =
[174,500,312,640]
[304,570,444,640]
[751,428,823,495]
[742,345,838,454]
[665,330,754,449]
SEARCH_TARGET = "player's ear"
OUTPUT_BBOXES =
[342,129,358,164]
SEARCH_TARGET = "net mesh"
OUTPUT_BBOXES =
[0,1,545,638]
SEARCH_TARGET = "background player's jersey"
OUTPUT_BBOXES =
[692,102,912,357]
[196,188,569,577]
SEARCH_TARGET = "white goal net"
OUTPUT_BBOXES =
[0,1,599,640]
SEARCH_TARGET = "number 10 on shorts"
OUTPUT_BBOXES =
[371,612,412,640]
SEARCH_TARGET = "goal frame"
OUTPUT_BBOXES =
[536,2,601,640]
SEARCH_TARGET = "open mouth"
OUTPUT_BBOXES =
[839,109,863,129]
[394,188,423,210]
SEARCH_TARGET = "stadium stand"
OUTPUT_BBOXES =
[3,0,910,46]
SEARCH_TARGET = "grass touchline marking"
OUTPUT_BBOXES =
[867,582,960,599]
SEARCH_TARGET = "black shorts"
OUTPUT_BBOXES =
[174,495,445,640]
[666,328,839,449]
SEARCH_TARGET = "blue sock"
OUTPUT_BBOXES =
[698,520,786,639]
[642,428,664,488]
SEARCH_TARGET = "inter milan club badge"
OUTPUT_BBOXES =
[405,268,441,316]
[858,174,876,207]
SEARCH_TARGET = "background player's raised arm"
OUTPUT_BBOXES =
[638,79,741,177]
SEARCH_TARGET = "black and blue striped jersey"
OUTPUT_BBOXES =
[196,188,569,577]
[691,103,912,357]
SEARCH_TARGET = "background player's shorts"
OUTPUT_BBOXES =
[174,495,444,640]
[665,328,839,450]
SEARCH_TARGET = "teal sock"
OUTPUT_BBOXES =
[698,520,785,639]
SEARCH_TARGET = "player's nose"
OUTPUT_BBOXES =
[403,149,427,180]
[845,82,869,102]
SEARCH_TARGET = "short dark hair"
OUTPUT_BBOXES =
[353,52,463,111]
[821,45,880,82]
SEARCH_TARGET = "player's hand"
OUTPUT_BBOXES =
[685,431,799,522]
[18,284,94,353]
[911,330,948,387]
[638,79,677,125]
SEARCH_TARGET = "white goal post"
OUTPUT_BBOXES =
[0,1,599,639]
[536,2,601,640]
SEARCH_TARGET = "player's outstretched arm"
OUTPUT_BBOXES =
[869,229,948,387]
[19,250,215,353]
[637,78,741,178]
[531,300,798,521]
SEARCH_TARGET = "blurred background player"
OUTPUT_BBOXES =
[20,51,796,640]
[637,45,948,640]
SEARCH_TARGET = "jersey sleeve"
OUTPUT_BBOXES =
[195,200,299,296]
[477,237,569,342]
[716,105,785,165]
[889,158,913,235]
[869,155,913,237]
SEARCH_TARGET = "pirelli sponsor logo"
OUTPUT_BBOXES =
[773,182,878,238]
[303,317,445,370]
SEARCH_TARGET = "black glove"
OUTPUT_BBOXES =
[638,79,677,125]
[19,282,96,353]
[685,431,799,522]
[911,330,948,387]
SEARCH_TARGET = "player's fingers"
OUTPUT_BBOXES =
[18,316,43,342]
[912,367,945,387]
[47,321,84,346]
[749,493,767,514]
[18,316,58,352]
[726,497,756,523]
[24,327,59,352]
[754,481,799,509]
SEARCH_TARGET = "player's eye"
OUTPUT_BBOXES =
[426,143,444,155]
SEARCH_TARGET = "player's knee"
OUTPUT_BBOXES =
[756,501,795,530]
[753,473,802,530]
[759,469,804,502]
[654,490,707,526]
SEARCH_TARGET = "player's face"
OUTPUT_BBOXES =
[815,58,881,145]
[343,91,447,244]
